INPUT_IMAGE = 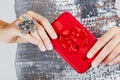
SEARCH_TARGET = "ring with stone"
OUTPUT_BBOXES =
[16,16,36,35]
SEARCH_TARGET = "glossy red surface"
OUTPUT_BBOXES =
[52,12,98,73]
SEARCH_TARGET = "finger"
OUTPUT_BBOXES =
[91,33,120,67]
[87,27,120,59]
[14,14,47,51]
[109,54,120,65]
[30,29,46,51]
[26,11,57,39]
[16,37,28,43]
[37,23,53,50]
[21,34,38,45]
[103,44,120,64]
[22,34,46,51]
[11,14,30,35]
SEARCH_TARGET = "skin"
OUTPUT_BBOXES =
[87,26,120,67]
[0,11,120,67]
[0,11,57,51]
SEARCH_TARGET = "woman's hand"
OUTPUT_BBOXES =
[87,26,120,67]
[0,11,57,51]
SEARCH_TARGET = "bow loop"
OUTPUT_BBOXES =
[59,26,88,53]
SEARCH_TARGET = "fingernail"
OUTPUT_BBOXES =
[109,62,113,66]
[87,52,93,58]
[101,62,106,66]
[52,33,57,39]
[41,46,46,51]
[47,44,53,50]
[92,61,99,68]
[34,41,38,45]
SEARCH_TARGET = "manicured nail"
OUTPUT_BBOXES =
[92,61,99,68]
[109,62,113,66]
[87,52,93,58]
[101,63,106,66]
[41,46,46,51]
[47,44,53,50]
[52,33,57,39]
[34,41,38,45]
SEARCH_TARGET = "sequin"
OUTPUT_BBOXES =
[15,0,120,80]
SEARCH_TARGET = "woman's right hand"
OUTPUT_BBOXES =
[4,11,57,51]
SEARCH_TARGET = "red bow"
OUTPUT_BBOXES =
[59,26,88,53]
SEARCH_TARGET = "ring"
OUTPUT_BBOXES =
[16,16,36,34]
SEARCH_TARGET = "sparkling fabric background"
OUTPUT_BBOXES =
[15,0,120,80]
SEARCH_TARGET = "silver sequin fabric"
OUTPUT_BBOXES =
[15,0,120,80]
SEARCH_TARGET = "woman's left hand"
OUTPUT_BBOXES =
[87,26,120,67]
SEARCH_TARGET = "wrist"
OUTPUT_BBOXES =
[0,23,18,43]
[0,20,10,29]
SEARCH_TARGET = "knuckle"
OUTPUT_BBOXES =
[111,26,118,30]
[20,13,26,17]
[97,37,107,46]
[16,18,21,23]
[111,26,120,32]
[18,14,26,20]
[97,37,101,41]
[114,26,119,29]
[13,20,20,27]
[39,26,44,31]
[26,10,34,14]
[41,17,48,23]
[39,25,44,30]
[98,36,106,43]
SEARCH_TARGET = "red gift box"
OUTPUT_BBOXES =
[51,12,98,73]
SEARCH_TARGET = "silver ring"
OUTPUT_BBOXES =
[16,16,36,35]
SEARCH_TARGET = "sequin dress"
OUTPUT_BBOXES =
[15,0,120,80]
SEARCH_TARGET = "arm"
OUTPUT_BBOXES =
[0,20,17,43]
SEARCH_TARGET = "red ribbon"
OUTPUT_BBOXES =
[59,26,88,53]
